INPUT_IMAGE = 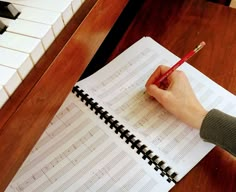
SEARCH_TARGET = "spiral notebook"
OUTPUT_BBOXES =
[6,37,236,192]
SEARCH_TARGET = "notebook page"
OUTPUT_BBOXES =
[6,93,173,192]
[77,37,236,181]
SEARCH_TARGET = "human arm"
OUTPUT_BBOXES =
[145,65,236,156]
[145,65,207,129]
[201,109,236,156]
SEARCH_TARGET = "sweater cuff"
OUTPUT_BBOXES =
[200,109,236,156]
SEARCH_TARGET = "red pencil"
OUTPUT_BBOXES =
[156,41,206,85]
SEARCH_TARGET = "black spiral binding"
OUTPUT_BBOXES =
[72,85,178,184]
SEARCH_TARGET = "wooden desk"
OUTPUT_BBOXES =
[95,0,236,191]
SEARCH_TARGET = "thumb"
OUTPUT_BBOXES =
[146,84,167,103]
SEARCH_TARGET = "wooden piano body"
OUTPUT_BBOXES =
[0,0,129,190]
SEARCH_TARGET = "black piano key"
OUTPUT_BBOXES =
[0,20,7,34]
[0,1,20,19]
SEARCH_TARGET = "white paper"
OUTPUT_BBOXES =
[6,93,173,192]
[77,37,236,180]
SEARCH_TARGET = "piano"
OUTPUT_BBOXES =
[0,0,129,190]
[0,0,88,108]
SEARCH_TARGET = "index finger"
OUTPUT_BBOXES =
[145,65,170,87]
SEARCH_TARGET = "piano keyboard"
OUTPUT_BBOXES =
[0,0,86,108]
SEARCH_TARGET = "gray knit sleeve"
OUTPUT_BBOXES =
[200,109,236,156]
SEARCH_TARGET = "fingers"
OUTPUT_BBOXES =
[146,84,167,104]
[145,65,170,87]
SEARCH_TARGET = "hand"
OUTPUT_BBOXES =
[145,65,207,129]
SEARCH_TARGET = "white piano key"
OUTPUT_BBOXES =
[0,32,44,64]
[0,65,21,96]
[61,0,85,13]
[14,5,64,37]
[6,0,73,24]
[71,0,82,12]
[1,17,54,50]
[0,47,33,79]
[0,85,9,108]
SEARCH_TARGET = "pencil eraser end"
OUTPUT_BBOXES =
[200,41,206,47]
